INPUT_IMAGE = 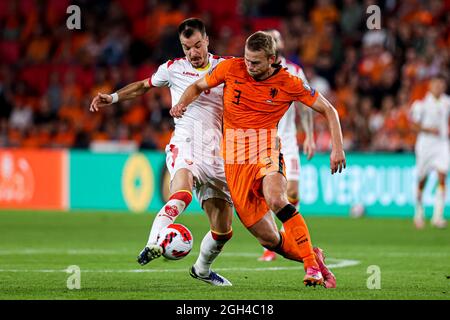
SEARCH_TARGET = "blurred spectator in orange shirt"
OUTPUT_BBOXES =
[53,120,75,148]
[310,0,339,34]
[25,26,51,63]
[62,71,83,105]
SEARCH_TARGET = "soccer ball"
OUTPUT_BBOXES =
[157,223,193,260]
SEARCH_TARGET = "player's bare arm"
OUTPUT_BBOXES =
[297,102,316,160]
[89,79,151,112]
[309,93,346,174]
[170,77,211,118]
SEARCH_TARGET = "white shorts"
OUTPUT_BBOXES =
[280,136,300,181]
[415,141,449,180]
[165,135,232,207]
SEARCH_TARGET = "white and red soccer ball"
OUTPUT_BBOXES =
[157,223,193,260]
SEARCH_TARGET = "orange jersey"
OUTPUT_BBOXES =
[204,58,318,163]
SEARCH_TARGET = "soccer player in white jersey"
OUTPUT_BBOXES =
[89,18,234,285]
[258,30,317,262]
[410,72,449,229]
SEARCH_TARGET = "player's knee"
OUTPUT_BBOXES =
[266,196,289,213]
[274,204,297,223]
[286,189,298,202]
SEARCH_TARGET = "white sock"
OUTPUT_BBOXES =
[146,197,190,246]
[193,231,231,276]
[432,186,445,222]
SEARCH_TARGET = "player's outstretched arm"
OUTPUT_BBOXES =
[310,93,346,174]
[170,77,210,118]
[89,79,151,112]
[297,103,316,160]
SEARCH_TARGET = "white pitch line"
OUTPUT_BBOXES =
[0,258,360,273]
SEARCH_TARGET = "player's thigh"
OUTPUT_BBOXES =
[170,168,194,193]
[262,172,289,212]
[225,164,269,228]
[202,198,233,233]
[166,138,196,193]
[415,151,431,184]
[194,161,233,233]
[247,211,280,248]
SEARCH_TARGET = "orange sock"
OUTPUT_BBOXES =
[272,231,302,262]
[283,214,317,268]
[275,204,318,269]
[275,232,326,269]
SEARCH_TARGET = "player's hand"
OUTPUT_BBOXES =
[170,103,188,118]
[89,93,113,112]
[303,136,316,161]
[330,148,346,174]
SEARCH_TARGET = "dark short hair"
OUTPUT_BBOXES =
[245,31,276,57]
[178,18,206,38]
[431,71,448,82]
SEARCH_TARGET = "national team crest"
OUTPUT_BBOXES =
[269,88,278,98]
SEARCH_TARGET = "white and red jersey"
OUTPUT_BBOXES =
[277,57,309,152]
[410,92,450,178]
[410,92,450,147]
[151,53,233,204]
[151,53,228,141]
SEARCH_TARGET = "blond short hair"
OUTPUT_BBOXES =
[245,31,276,57]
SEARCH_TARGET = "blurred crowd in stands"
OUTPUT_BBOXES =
[0,0,449,152]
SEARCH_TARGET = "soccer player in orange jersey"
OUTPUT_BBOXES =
[171,31,346,287]
[258,29,317,263]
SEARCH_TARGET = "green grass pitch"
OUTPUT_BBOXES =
[0,210,449,300]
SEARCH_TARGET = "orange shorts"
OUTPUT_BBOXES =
[224,153,286,228]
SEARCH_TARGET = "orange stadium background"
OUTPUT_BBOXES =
[0,0,449,214]
[0,149,67,210]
